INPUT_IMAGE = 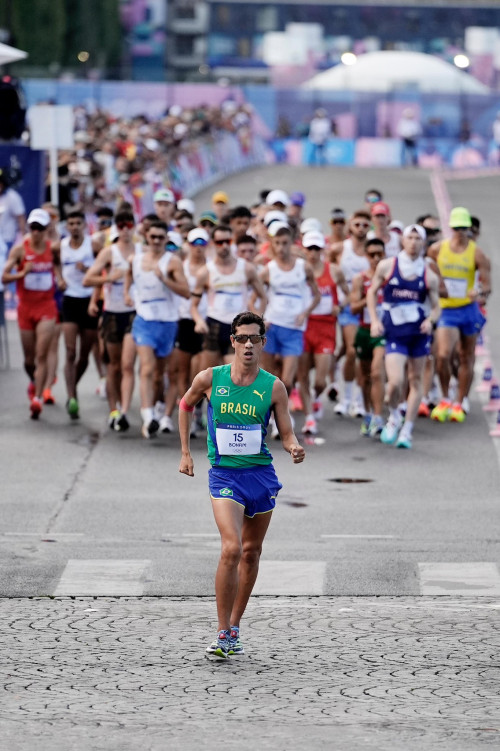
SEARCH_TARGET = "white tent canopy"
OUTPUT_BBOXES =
[302,51,490,94]
[0,42,28,66]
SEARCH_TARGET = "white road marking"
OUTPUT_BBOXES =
[54,559,150,596]
[321,534,396,539]
[253,561,326,595]
[419,562,500,596]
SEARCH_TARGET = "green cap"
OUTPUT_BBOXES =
[199,211,217,225]
[449,207,471,228]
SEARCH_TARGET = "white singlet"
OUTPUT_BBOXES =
[132,253,179,322]
[265,257,309,331]
[206,257,247,324]
[179,258,207,320]
[61,235,94,298]
[103,243,140,314]
[367,229,401,258]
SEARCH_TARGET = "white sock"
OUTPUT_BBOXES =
[402,420,414,435]
[344,381,353,404]
[389,407,402,425]
[141,407,154,424]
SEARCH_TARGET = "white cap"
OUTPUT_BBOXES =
[154,188,175,203]
[167,230,183,247]
[389,220,404,233]
[268,221,290,237]
[266,189,290,207]
[263,210,288,228]
[300,217,323,234]
[403,224,426,241]
[28,209,50,227]
[177,198,195,215]
[187,227,210,244]
[302,231,325,249]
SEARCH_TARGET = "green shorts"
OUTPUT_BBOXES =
[354,326,386,361]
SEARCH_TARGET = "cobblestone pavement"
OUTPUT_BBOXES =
[1,596,500,750]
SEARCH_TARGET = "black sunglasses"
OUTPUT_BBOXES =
[232,334,264,344]
[29,223,46,231]
[149,234,167,241]
[214,238,230,245]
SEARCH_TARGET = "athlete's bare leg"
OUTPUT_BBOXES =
[457,333,476,402]
[384,352,407,409]
[44,323,61,391]
[105,341,122,412]
[19,329,36,382]
[211,498,245,632]
[33,319,56,398]
[280,355,299,395]
[62,322,79,399]
[434,327,459,399]
[230,511,273,627]
[370,346,385,416]
[119,333,136,416]
[405,356,426,423]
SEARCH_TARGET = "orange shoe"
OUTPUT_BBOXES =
[418,401,430,417]
[30,397,42,419]
[43,388,55,405]
[27,381,36,400]
[289,388,303,412]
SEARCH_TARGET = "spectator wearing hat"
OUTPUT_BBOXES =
[368,202,401,258]
[265,190,289,212]
[153,188,176,228]
[212,191,230,222]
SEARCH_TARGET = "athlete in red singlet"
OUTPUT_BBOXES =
[1,209,60,418]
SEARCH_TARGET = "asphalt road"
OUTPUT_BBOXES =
[1,165,500,749]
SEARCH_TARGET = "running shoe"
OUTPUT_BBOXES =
[228,627,244,655]
[269,416,279,440]
[417,401,430,418]
[141,418,159,439]
[30,397,42,420]
[27,381,36,400]
[108,410,120,430]
[67,398,79,419]
[153,400,166,422]
[430,400,451,423]
[206,629,230,659]
[352,403,365,418]
[396,429,413,449]
[333,401,348,416]
[380,418,401,445]
[115,413,130,432]
[360,414,371,436]
[450,403,466,423]
[369,415,384,438]
[461,396,470,415]
[312,399,324,420]
[42,388,55,405]
[327,383,338,403]
[398,401,407,417]
[302,416,318,435]
[159,415,174,433]
[289,388,303,412]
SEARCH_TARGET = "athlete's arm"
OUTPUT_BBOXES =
[473,246,491,302]
[272,380,305,464]
[245,262,267,316]
[1,243,28,284]
[158,254,190,298]
[349,273,366,315]
[367,258,392,337]
[179,368,213,477]
[328,240,343,264]
[91,234,105,255]
[330,263,349,299]
[124,261,134,308]
[88,286,101,317]
[83,247,113,287]
[190,266,209,333]
[421,269,441,334]
[295,263,321,328]
[424,255,448,298]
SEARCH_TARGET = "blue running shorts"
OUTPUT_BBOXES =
[132,316,178,357]
[338,304,360,328]
[385,333,431,359]
[264,323,303,357]
[437,302,486,337]
[209,464,282,518]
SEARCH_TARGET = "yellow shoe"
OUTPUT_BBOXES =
[449,402,466,423]
[431,400,451,422]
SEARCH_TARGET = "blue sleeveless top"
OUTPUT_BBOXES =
[382,258,428,338]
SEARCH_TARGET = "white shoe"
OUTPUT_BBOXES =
[302,416,318,435]
[159,415,174,433]
[141,419,159,439]
[351,402,365,418]
[461,396,470,414]
[312,399,324,420]
[334,401,348,416]
[153,401,166,422]
[97,377,107,399]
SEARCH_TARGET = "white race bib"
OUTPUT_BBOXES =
[222,293,243,313]
[389,303,420,326]
[314,293,333,316]
[216,423,262,455]
[24,272,52,292]
[444,277,468,299]
[276,294,302,315]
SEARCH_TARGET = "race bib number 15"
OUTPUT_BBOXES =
[216,423,262,455]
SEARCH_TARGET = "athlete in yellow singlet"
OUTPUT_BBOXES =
[427,207,491,423]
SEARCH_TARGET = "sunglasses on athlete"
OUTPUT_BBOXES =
[117,221,134,230]
[97,218,112,228]
[331,219,345,225]
[352,222,370,229]
[213,238,230,245]
[232,334,265,344]
[29,223,47,231]
[166,242,180,251]
[367,251,384,258]
[149,233,167,241]
[191,238,208,247]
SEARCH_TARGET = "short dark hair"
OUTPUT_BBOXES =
[66,210,85,221]
[471,216,480,230]
[230,205,252,220]
[96,207,114,218]
[352,209,371,222]
[115,210,135,225]
[365,237,385,252]
[142,213,159,223]
[147,220,168,234]
[212,223,232,239]
[364,188,383,201]
[231,311,266,336]
[236,234,257,246]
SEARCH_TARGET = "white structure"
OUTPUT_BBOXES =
[302,51,490,94]
[0,42,28,65]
